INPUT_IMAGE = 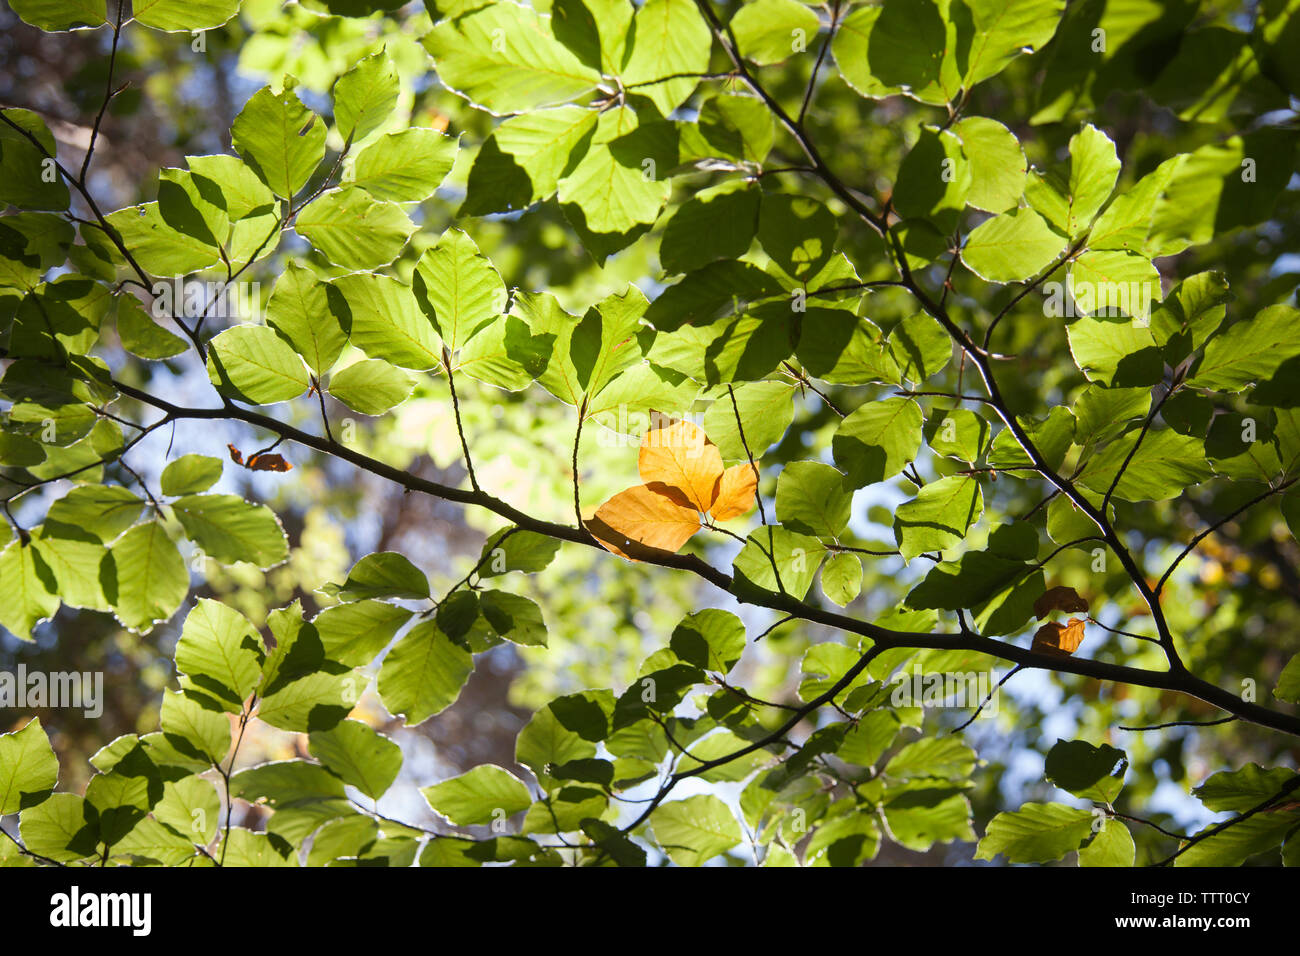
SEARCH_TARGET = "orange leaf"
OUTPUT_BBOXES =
[710,463,758,521]
[1033,585,1090,620]
[1031,618,1087,657]
[589,484,701,560]
[638,420,724,512]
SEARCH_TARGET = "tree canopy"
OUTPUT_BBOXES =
[1,0,1299,869]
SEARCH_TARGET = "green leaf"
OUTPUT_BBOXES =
[312,600,411,667]
[1077,429,1213,502]
[218,828,295,866]
[104,202,220,277]
[927,408,989,462]
[352,128,459,203]
[412,228,506,352]
[650,794,741,866]
[30,527,109,612]
[114,294,188,360]
[0,109,70,211]
[422,764,532,825]
[1044,739,1127,803]
[893,127,970,227]
[832,397,924,488]
[461,107,598,216]
[330,273,440,371]
[1193,764,1297,812]
[265,262,348,377]
[551,0,633,74]
[516,702,598,781]
[952,117,1026,214]
[620,0,712,115]
[1089,156,1181,253]
[160,454,223,496]
[1067,250,1160,325]
[1148,129,1297,257]
[231,84,326,200]
[19,793,98,862]
[1189,305,1300,392]
[1072,385,1151,448]
[175,599,266,711]
[9,0,106,31]
[479,590,547,647]
[961,208,1067,283]
[477,528,563,577]
[172,494,290,568]
[1276,653,1300,704]
[776,461,853,538]
[333,51,399,144]
[46,486,142,546]
[1064,122,1120,235]
[327,359,414,416]
[963,0,1065,86]
[206,325,310,405]
[154,776,220,846]
[1065,314,1162,388]
[821,551,862,607]
[885,737,977,780]
[975,802,1095,863]
[988,406,1076,471]
[1078,817,1136,867]
[556,108,672,236]
[0,538,60,640]
[334,551,429,602]
[669,608,746,674]
[894,475,984,561]
[131,0,239,31]
[700,381,797,459]
[659,182,759,275]
[887,312,952,383]
[309,720,403,800]
[105,520,188,633]
[256,670,364,733]
[730,0,820,65]
[295,187,414,270]
[757,193,837,281]
[423,2,601,115]
[0,718,58,814]
[731,526,824,601]
[377,620,474,726]
[1174,811,1300,867]
[795,309,899,386]
[158,690,230,766]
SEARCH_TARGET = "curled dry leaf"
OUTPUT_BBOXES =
[1032,617,1087,657]
[228,443,293,472]
[1033,585,1089,620]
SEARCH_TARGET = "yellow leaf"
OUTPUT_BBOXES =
[638,420,723,512]
[710,463,758,521]
[1031,618,1087,657]
[589,484,701,560]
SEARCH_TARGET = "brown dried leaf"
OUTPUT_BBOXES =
[1033,585,1090,620]
[1031,618,1087,657]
